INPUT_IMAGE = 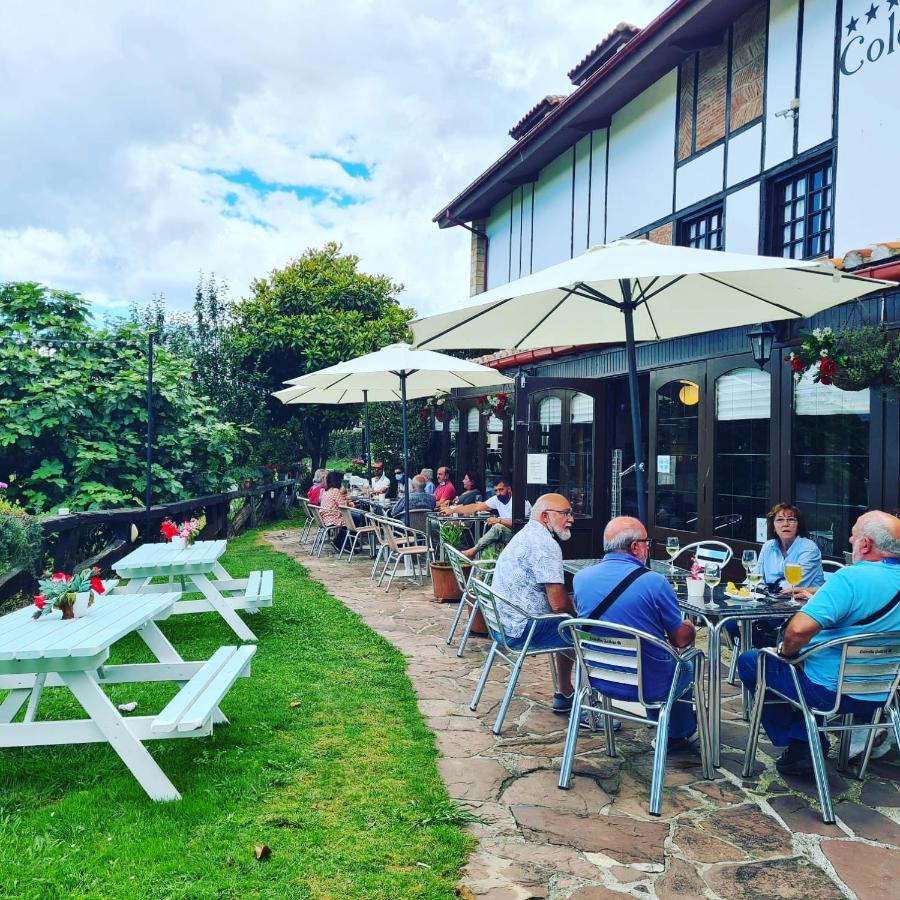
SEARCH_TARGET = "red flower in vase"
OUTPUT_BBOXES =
[50,572,71,583]
[33,594,46,611]
[160,519,179,540]
[89,576,106,595]
[818,356,839,384]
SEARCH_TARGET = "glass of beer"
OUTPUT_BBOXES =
[784,563,803,598]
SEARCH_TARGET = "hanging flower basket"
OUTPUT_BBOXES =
[477,392,512,418]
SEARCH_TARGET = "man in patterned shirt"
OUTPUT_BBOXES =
[491,493,577,711]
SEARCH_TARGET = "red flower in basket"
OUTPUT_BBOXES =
[790,357,805,373]
[475,395,486,407]
[818,356,839,385]
[435,409,445,422]
[419,405,430,421]
[160,519,179,540]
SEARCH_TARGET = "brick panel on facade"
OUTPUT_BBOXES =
[469,220,487,296]
[695,43,728,151]
[649,222,673,245]
[678,57,696,161]
[730,0,766,131]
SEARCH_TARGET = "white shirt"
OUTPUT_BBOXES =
[370,474,390,493]
[484,494,531,521]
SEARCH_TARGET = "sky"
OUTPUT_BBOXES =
[1,0,667,321]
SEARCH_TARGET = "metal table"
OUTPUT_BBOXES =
[426,513,490,561]
[679,588,798,766]
[563,558,691,579]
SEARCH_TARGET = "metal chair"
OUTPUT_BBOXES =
[309,505,341,557]
[338,505,377,562]
[376,519,429,592]
[297,497,318,546]
[557,618,713,816]
[673,540,733,568]
[822,559,846,581]
[443,545,495,657]
[468,577,567,735]
[742,632,900,823]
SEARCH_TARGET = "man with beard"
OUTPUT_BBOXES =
[490,493,577,711]
[573,517,698,750]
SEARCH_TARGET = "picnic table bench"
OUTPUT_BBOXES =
[0,592,255,801]
[111,540,273,641]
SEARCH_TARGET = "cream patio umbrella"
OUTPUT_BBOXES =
[273,343,513,525]
[410,239,894,521]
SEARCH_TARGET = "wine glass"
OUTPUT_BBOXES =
[666,537,680,573]
[746,565,764,596]
[741,550,758,585]
[784,563,803,598]
[703,562,721,604]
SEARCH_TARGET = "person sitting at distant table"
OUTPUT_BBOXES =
[319,470,356,548]
[370,461,390,496]
[307,468,327,505]
[420,468,436,495]
[441,476,530,559]
[454,472,483,507]
[390,475,436,519]
[433,466,456,505]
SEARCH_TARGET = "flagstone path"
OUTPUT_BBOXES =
[267,530,900,899]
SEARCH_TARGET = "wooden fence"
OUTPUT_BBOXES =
[0,479,299,603]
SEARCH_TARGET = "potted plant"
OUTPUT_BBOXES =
[686,559,706,600]
[430,521,468,602]
[32,567,106,620]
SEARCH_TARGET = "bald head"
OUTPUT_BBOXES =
[603,516,648,555]
[530,493,569,520]
[851,511,900,561]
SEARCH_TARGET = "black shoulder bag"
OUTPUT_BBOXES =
[586,565,650,621]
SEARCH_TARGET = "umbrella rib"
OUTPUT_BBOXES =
[575,283,624,308]
[414,296,517,347]
[515,287,577,347]
[699,273,805,316]
[635,279,662,341]
[788,266,892,285]
[636,274,684,306]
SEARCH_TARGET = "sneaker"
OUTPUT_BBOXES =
[774,739,828,777]
[579,710,622,731]
[650,735,697,754]
[552,691,574,714]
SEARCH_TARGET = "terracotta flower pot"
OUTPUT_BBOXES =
[430,563,463,602]
[466,603,488,636]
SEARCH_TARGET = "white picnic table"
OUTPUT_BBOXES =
[112,540,271,642]
[0,592,255,801]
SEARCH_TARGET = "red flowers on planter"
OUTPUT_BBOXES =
[160,519,179,540]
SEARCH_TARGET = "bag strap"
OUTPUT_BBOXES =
[586,565,649,621]
[853,588,900,627]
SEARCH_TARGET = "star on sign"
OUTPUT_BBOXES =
[866,3,879,22]
[846,14,860,31]
[889,0,898,10]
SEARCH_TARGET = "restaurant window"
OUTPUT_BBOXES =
[526,391,592,515]
[793,380,870,556]
[769,155,833,259]
[485,414,505,491]
[715,367,770,542]
[448,412,459,476]
[655,379,699,531]
[677,205,723,251]
[463,405,480,478]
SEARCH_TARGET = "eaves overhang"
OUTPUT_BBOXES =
[434,0,756,228]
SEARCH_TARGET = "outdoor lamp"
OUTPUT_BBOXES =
[747,323,776,370]
[678,380,699,406]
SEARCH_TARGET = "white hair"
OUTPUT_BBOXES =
[859,519,900,558]
[421,468,434,480]
[603,524,645,552]
[530,496,551,520]
[412,475,427,491]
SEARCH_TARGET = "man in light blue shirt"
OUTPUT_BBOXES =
[738,510,900,776]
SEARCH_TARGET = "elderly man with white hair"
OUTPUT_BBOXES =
[738,509,900,776]
[573,516,698,751]
[490,493,577,711]
[390,474,436,519]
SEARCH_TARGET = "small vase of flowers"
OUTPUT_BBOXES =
[686,560,706,599]
[33,568,106,620]
[161,518,201,548]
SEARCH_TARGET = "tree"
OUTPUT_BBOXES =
[227,243,413,469]
[0,282,249,512]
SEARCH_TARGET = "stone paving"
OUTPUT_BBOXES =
[267,530,900,899]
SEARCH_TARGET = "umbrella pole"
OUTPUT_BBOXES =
[363,389,372,483]
[400,372,410,528]
[621,281,648,524]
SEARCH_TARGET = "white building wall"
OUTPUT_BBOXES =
[485,196,511,290]
[606,70,677,239]
[834,0,900,250]
[572,135,592,255]
[764,0,801,170]
[798,0,836,152]
[726,123,762,188]
[676,145,725,211]
[588,128,608,246]
[724,183,761,254]
[530,149,574,273]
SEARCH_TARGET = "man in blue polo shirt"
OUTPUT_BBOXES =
[573,516,697,750]
[738,510,900,776]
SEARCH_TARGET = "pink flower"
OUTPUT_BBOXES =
[90,577,106,595]
[0,481,8,489]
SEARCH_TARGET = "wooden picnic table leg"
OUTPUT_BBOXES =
[60,670,181,802]
[136,621,228,725]
[191,574,257,642]
[0,688,32,723]
[210,562,232,581]
[23,672,47,723]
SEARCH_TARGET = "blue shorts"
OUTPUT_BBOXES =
[501,617,572,652]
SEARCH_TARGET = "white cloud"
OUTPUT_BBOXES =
[0,0,668,319]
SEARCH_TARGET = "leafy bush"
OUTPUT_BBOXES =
[0,496,43,576]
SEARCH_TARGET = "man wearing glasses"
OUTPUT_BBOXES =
[490,494,578,710]
[573,516,698,752]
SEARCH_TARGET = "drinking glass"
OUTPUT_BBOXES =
[741,550,758,584]
[703,563,721,604]
[666,537,680,573]
[784,563,803,598]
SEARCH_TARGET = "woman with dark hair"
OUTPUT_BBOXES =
[456,471,482,505]
[758,502,824,592]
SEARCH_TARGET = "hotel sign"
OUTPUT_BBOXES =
[840,1,900,75]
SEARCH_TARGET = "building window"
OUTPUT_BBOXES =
[770,157,834,259]
[678,206,723,250]
[654,379,700,532]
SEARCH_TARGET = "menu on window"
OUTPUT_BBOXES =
[526,453,548,484]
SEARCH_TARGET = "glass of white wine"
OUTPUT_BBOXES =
[666,537,680,574]
[746,565,764,600]
[741,549,758,585]
[703,562,721,604]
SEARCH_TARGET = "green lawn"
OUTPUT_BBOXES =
[0,520,471,899]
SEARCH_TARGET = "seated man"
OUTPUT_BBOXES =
[441,476,530,559]
[370,461,390,496]
[433,466,457,505]
[573,516,698,751]
[738,510,900,776]
[491,494,576,710]
[390,474,436,519]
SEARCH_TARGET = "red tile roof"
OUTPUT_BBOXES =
[567,22,641,85]
[509,95,568,141]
